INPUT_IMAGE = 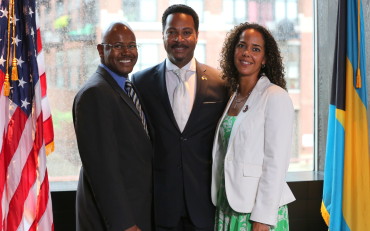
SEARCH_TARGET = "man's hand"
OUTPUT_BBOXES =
[252,222,270,231]
[125,225,141,231]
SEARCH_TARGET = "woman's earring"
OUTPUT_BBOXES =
[262,64,266,69]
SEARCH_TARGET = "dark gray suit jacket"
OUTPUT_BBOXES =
[73,66,153,231]
[132,60,229,228]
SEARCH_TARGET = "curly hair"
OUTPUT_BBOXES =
[220,22,286,91]
[162,4,199,32]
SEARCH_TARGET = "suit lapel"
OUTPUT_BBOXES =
[157,62,181,130]
[96,67,141,120]
[195,62,209,106]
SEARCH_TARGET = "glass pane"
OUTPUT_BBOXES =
[38,0,314,186]
[169,0,204,22]
[123,0,157,21]
[134,43,160,73]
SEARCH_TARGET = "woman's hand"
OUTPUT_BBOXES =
[252,221,270,231]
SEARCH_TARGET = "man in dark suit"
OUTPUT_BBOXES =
[132,5,228,231]
[73,22,152,231]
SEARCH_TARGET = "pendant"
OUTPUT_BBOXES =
[243,105,249,112]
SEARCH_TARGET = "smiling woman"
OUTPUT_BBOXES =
[233,29,266,82]
[37,0,314,188]
[212,22,295,230]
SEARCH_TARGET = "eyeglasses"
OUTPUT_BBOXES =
[100,43,139,51]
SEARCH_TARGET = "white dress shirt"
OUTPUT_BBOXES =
[165,58,197,127]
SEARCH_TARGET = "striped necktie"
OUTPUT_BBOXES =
[125,80,149,136]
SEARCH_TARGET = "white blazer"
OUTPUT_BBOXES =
[211,76,296,226]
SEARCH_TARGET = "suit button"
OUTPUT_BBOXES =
[227,156,233,161]
[177,164,182,169]
[180,137,187,141]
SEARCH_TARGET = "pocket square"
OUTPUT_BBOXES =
[203,101,222,104]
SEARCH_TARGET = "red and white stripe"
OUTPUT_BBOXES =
[0,13,54,231]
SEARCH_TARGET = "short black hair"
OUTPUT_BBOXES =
[162,4,199,32]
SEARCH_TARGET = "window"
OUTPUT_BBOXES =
[123,0,157,22]
[194,43,206,64]
[67,48,81,90]
[275,0,298,22]
[68,0,80,12]
[55,51,65,88]
[170,0,204,22]
[281,42,300,90]
[56,0,64,17]
[223,0,247,24]
[38,0,314,184]
[135,43,161,73]
[84,46,100,84]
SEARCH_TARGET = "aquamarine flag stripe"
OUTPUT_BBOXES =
[323,105,350,231]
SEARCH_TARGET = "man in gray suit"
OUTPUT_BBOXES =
[73,22,152,231]
[132,5,228,231]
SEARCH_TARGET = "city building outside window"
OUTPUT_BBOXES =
[135,43,161,72]
[123,0,157,22]
[170,0,204,22]
[38,0,314,187]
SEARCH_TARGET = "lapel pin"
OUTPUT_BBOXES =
[201,76,207,80]
[243,105,249,112]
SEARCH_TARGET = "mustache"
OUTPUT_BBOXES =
[171,44,189,49]
[119,54,136,58]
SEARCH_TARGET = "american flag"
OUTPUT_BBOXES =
[0,0,54,230]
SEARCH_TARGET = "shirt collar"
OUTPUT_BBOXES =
[165,57,196,72]
[99,64,128,92]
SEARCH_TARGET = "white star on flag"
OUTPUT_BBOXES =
[12,35,21,46]
[29,7,34,17]
[30,27,35,37]
[21,98,30,109]
[0,8,8,18]
[0,55,5,66]
[10,15,19,25]
[18,78,27,88]
[16,57,24,66]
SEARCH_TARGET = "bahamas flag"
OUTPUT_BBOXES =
[321,0,370,230]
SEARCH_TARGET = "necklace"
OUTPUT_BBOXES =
[233,91,251,109]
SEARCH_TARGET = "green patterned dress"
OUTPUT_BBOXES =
[215,115,289,231]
